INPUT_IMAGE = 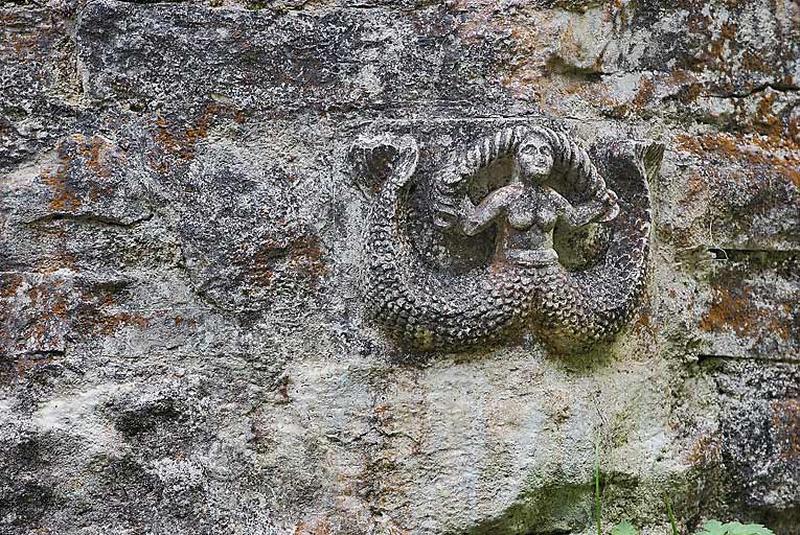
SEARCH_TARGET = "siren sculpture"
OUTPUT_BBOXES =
[355,125,663,352]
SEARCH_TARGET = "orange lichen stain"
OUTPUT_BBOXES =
[676,132,800,187]
[697,17,737,68]
[676,132,735,156]
[76,134,119,179]
[26,281,42,304]
[719,20,737,41]
[662,68,703,104]
[39,133,130,213]
[557,22,582,66]
[153,102,246,164]
[293,518,332,535]
[789,110,800,145]
[25,283,51,305]
[95,312,149,335]
[0,274,24,299]
[680,83,703,104]
[13,281,70,353]
[741,49,773,75]
[250,245,276,287]
[289,236,326,279]
[499,26,551,101]
[707,33,727,64]
[453,4,569,104]
[3,354,55,384]
[26,318,44,343]
[686,432,722,467]
[769,311,792,342]
[372,403,399,436]
[74,289,150,336]
[631,303,658,344]
[40,248,77,274]
[51,299,67,319]
[373,403,393,429]
[250,235,326,288]
[771,399,800,460]
[666,68,693,86]
[752,90,784,141]
[699,283,792,342]
[154,116,182,157]
[681,171,707,204]
[634,307,651,329]
[154,113,209,161]
[41,156,80,212]
[699,285,753,337]
[631,77,655,109]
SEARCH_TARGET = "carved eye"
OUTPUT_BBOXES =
[539,146,551,155]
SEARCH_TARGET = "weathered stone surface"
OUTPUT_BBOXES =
[0,1,798,534]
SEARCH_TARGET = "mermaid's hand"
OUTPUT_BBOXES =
[596,188,620,223]
[391,136,420,185]
[431,162,466,230]
[461,184,522,236]
[433,204,459,230]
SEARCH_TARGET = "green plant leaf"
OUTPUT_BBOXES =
[723,522,775,535]
[696,520,728,535]
[610,521,639,535]
[695,520,776,535]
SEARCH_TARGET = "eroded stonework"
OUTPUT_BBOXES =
[1,1,798,534]
[357,125,662,351]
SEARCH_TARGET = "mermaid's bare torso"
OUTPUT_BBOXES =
[494,185,561,266]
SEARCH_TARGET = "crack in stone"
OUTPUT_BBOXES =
[707,247,799,258]
[702,82,800,100]
[7,349,66,358]
[698,354,800,366]
[22,212,153,228]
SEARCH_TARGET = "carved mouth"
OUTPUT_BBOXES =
[528,163,550,175]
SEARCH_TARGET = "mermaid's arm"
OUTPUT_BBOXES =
[433,127,531,230]
[556,188,619,230]
[462,185,522,236]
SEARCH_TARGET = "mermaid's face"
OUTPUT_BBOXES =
[517,135,554,182]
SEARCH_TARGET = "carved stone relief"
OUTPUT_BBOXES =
[353,124,664,352]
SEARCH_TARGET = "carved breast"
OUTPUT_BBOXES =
[507,190,557,233]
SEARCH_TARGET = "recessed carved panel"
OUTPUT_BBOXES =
[353,124,664,352]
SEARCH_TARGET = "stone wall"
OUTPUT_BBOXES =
[0,1,798,534]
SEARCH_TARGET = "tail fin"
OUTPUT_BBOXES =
[639,141,665,182]
[350,134,419,192]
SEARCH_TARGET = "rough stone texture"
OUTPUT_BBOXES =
[0,1,798,534]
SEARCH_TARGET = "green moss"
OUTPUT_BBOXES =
[464,483,593,535]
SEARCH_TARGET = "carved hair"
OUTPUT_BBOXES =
[432,125,610,226]
[454,125,607,200]
[516,130,551,152]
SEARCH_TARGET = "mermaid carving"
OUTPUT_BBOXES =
[356,125,663,352]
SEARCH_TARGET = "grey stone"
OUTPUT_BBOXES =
[0,1,798,534]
